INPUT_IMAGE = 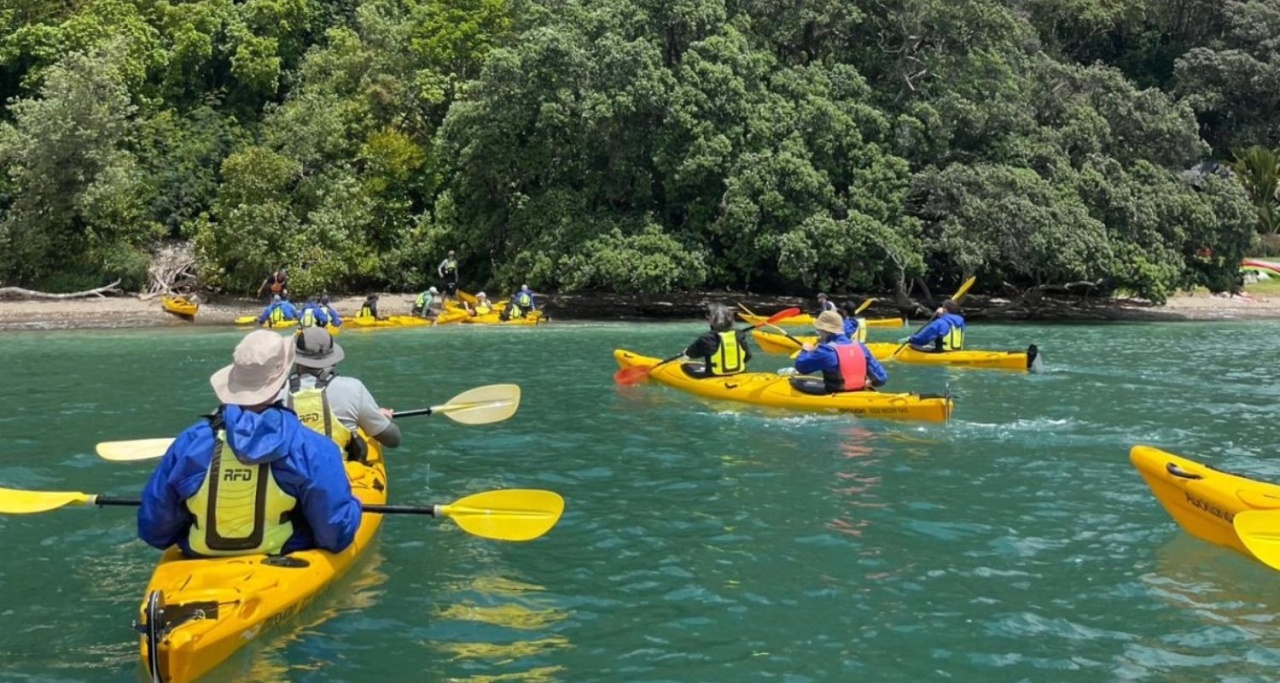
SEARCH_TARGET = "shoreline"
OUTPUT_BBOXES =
[0,290,1274,331]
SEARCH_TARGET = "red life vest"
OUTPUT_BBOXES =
[833,342,867,392]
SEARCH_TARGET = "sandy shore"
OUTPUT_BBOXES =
[0,290,1275,331]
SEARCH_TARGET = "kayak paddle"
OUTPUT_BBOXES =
[891,276,976,359]
[0,486,563,541]
[854,298,874,315]
[1232,510,1280,570]
[737,303,807,347]
[94,384,521,461]
[612,307,802,386]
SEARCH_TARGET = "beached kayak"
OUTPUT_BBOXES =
[346,315,431,329]
[1130,445,1280,564]
[161,296,198,318]
[137,433,386,683]
[750,331,1040,371]
[737,312,905,328]
[614,349,952,422]
[462,310,545,325]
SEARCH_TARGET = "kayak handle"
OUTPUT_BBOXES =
[1166,463,1203,481]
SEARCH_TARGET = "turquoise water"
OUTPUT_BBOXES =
[2,320,1280,682]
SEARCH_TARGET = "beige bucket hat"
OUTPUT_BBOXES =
[209,330,295,405]
[815,310,845,335]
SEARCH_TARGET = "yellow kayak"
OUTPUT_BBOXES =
[751,331,1039,371]
[462,310,545,325]
[137,434,386,683]
[1130,445,1280,564]
[347,315,431,329]
[233,317,341,335]
[161,296,198,318]
[738,312,904,328]
[614,349,952,422]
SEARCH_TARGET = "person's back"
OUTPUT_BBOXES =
[298,301,329,328]
[907,300,965,352]
[319,295,342,327]
[357,295,379,319]
[682,304,751,379]
[289,327,402,450]
[137,331,361,557]
[791,311,888,394]
[258,296,297,325]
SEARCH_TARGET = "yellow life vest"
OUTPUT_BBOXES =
[415,292,430,309]
[287,373,352,450]
[942,324,964,351]
[299,308,318,328]
[269,305,287,323]
[474,302,492,315]
[516,292,532,308]
[186,430,296,556]
[357,304,375,319]
[708,331,745,376]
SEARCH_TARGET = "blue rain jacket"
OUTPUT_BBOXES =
[794,334,888,387]
[321,305,342,327]
[257,301,298,324]
[299,303,330,327]
[907,313,966,349]
[843,317,859,337]
[138,405,361,556]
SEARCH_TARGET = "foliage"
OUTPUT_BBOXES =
[0,0,1273,299]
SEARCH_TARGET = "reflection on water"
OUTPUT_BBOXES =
[827,427,885,539]
[429,573,571,682]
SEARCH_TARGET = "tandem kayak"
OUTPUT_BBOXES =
[614,349,952,422]
[750,331,1041,372]
[161,296,198,318]
[137,433,386,683]
[1130,445,1280,564]
[737,313,905,328]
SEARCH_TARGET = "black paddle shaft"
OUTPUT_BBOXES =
[392,408,433,418]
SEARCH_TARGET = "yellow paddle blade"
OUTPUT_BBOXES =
[0,487,95,514]
[1233,510,1280,570]
[435,384,521,425]
[437,489,565,541]
[457,290,479,306]
[854,298,875,315]
[953,276,977,302]
[95,438,175,461]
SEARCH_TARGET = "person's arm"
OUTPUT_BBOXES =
[137,426,209,550]
[298,435,361,553]
[908,318,945,347]
[683,332,716,359]
[353,382,400,448]
[437,259,446,278]
[329,308,342,326]
[738,330,752,363]
[863,346,888,387]
[794,346,835,375]
[257,304,272,324]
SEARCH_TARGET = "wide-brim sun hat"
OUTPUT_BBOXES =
[210,330,296,404]
[814,310,844,334]
[294,327,345,369]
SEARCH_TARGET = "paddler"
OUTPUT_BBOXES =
[680,304,752,378]
[137,330,362,557]
[437,249,459,300]
[297,296,330,329]
[779,310,887,394]
[289,327,401,460]
[816,292,837,315]
[356,294,381,320]
[412,287,443,319]
[318,294,342,328]
[468,292,493,316]
[256,268,289,301]
[840,301,867,342]
[257,294,298,326]
[902,299,965,352]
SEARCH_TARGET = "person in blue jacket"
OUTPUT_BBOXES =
[780,311,887,395]
[257,294,298,326]
[138,330,362,558]
[297,296,330,328]
[904,299,965,352]
[840,301,866,342]
[318,294,342,328]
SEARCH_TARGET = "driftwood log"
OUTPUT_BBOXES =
[0,280,122,300]
[140,241,200,301]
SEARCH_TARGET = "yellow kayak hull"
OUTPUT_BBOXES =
[462,310,545,325]
[162,296,198,318]
[738,313,905,328]
[137,435,386,683]
[233,317,341,335]
[347,315,431,329]
[750,331,1039,371]
[1130,445,1280,563]
[614,349,952,422]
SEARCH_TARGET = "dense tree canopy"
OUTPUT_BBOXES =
[0,0,1273,302]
